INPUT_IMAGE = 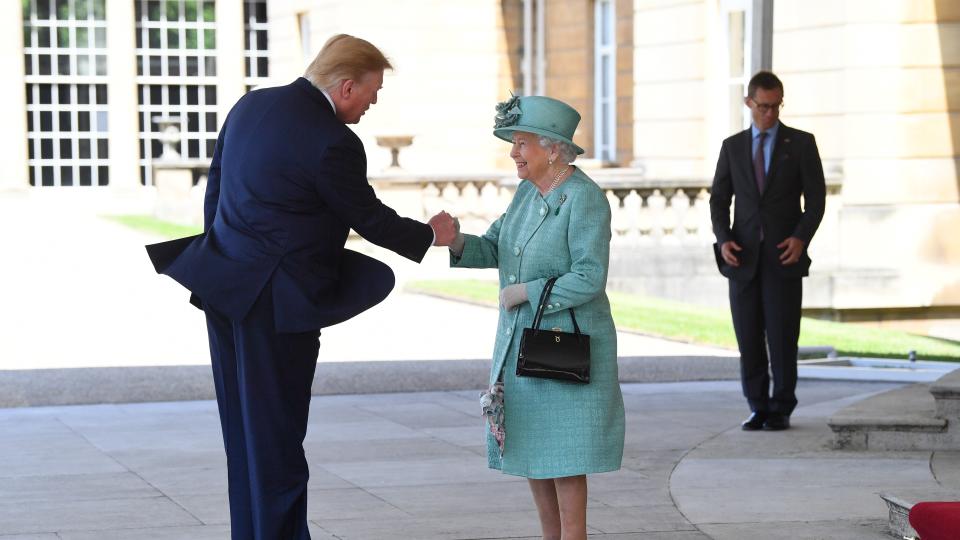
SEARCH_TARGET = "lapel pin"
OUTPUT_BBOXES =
[555,194,567,216]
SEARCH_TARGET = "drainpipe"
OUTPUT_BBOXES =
[751,0,774,71]
[522,0,533,95]
[536,0,545,95]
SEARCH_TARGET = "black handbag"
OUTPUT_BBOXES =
[516,277,591,383]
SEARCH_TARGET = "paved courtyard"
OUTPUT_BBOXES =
[1,379,938,540]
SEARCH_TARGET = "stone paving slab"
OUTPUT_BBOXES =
[698,519,891,540]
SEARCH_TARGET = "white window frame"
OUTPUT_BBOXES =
[716,0,754,138]
[135,0,220,186]
[520,0,545,96]
[23,0,110,187]
[593,0,616,162]
[297,12,310,63]
[244,0,270,91]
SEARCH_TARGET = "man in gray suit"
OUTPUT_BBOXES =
[710,71,826,431]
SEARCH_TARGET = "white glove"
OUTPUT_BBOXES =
[499,283,528,311]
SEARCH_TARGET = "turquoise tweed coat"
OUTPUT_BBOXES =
[452,168,625,479]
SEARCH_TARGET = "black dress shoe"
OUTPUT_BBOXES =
[763,413,790,431]
[741,412,767,431]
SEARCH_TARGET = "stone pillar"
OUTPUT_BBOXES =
[216,0,246,127]
[106,0,141,190]
[774,0,960,332]
[544,0,594,157]
[631,1,709,178]
[615,0,634,167]
[154,164,202,226]
[0,2,29,190]
[834,5,960,311]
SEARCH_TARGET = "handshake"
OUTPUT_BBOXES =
[428,211,464,253]
[426,210,525,310]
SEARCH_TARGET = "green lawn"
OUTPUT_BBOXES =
[102,214,201,240]
[405,279,960,361]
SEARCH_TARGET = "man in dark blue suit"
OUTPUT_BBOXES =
[147,34,457,539]
[710,71,826,432]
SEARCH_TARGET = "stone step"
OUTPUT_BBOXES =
[828,383,950,451]
[931,368,960,419]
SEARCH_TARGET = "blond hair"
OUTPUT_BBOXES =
[304,34,393,92]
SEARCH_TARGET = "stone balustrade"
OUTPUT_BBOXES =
[370,168,843,309]
[370,168,841,248]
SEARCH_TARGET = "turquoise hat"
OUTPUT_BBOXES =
[493,94,585,155]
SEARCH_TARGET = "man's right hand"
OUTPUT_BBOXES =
[720,240,742,267]
[428,211,458,247]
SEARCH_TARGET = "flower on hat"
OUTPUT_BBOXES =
[494,93,521,129]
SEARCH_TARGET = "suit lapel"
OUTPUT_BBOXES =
[764,123,791,193]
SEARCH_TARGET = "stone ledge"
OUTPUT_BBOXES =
[931,369,960,419]
[827,382,951,450]
[931,368,960,394]
[880,490,960,540]
[0,355,740,408]
[828,415,947,431]
[828,382,935,421]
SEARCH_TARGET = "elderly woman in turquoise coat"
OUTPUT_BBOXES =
[449,95,625,540]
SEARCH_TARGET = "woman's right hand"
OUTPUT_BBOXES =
[499,283,528,311]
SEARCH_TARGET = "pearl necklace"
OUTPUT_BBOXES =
[546,165,569,194]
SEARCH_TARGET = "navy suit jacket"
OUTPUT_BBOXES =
[709,123,826,281]
[149,78,433,332]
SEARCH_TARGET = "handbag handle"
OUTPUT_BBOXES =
[530,277,583,337]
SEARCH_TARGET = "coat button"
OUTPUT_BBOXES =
[555,302,561,308]
[513,246,520,256]
[539,207,546,216]
[506,328,512,335]
[508,274,516,283]
[547,304,554,309]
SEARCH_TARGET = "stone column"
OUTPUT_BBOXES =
[774,0,960,331]
[0,2,29,190]
[631,1,708,178]
[106,0,141,190]
[834,5,960,311]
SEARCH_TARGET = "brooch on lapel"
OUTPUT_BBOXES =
[554,194,567,216]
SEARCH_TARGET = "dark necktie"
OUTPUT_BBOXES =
[754,131,767,193]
